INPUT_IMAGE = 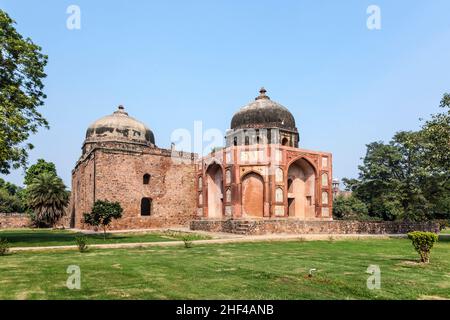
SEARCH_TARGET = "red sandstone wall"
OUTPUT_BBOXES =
[71,153,95,228]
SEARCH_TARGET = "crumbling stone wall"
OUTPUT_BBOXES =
[0,213,31,229]
[190,219,440,235]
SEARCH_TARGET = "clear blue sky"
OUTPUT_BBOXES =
[1,0,449,188]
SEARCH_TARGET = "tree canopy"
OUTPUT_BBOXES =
[24,158,57,186]
[342,94,450,221]
[0,9,48,174]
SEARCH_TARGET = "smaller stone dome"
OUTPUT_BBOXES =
[85,105,155,146]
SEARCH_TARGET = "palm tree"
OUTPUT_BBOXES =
[27,172,69,227]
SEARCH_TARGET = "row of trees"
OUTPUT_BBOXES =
[334,94,450,222]
[0,159,69,226]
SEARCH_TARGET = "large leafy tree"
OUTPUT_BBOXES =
[344,93,450,221]
[24,159,57,186]
[0,9,48,174]
[27,172,69,227]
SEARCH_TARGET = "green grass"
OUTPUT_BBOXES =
[440,228,450,235]
[0,237,449,300]
[0,229,210,248]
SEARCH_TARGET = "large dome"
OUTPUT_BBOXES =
[85,105,155,146]
[231,88,296,131]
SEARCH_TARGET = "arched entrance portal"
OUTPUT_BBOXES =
[241,172,264,217]
[206,163,223,218]
[287,158,316,219]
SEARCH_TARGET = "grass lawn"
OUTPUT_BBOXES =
[0,237,449,300]
[0,229,210,248]
[441,228,450,235]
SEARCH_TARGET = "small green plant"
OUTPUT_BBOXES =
[83,200,123,240]
[407,231,438,263]
[182,236,193,249]
[75,236,89,252]
[0,238,10,256]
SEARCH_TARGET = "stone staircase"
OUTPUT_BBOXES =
[233,220,254,235]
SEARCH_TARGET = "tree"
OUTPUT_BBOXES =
[24,159,57,186]
[83,200,123,239]
[0,9,49,174]
[343,93,450,221]
[0,188,25,213]
[0,177,26,213]
[332,194,369,220]
[27,172,69,227]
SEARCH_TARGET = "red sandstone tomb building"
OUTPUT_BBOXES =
[70,88,333,230]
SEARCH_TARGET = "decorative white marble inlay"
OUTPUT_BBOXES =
[225,170,231,184]
[274,205,285,216]
[275,167,283,183]
[198,193,203,206]
[226,151,232,164]
[226,188,231,202]
[240,150,264,163]
[322,157,328,168]
[275,149,282,163]
[321,173,328,187]
[198,176,203,190]
[322,207,330,217]
[322,191,329,205]
[225,206,232,216]
[275,187,283,202]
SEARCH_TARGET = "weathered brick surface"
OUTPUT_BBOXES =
[0,213,31,229]
[190,219,440,234]
[71,143,197,230]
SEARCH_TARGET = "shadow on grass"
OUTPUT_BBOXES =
[0,230,128,246]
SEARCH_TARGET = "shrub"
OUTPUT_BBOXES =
[407,231,438,263]
[0,238,10,256]
[182,236,193,249]
[75,236,88,253]
[83,200,123,240]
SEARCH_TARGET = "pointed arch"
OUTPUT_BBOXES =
[286,157,317,219]
[241,171,264,218]
[206,162,224,218]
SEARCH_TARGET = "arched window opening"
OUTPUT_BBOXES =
[256,136,260,144]
[282,137,289,146]
[245,136,250,145]
[141,198,152,216]
[143,174,151,185]
[233,137,238,146]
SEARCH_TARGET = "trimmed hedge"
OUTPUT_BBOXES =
[407,231,438,263]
